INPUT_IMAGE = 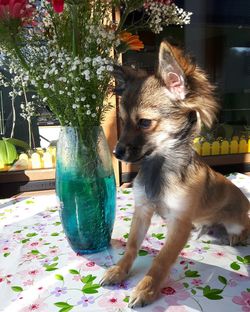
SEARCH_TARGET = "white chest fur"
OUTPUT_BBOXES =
[133,177,188,219]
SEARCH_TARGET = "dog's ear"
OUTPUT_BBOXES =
[112,65,147,96]
[157,41,195,100]
[112,65,127,96]
[158,41,186,99]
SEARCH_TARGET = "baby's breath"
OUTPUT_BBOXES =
[0,0,191,131]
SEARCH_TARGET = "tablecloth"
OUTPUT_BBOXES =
[0,173,250,312]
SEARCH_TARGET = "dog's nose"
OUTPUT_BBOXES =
[113,144,126,159]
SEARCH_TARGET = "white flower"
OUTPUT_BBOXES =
[84,57,91,63]
[43,83,50,88]
[106,65,113,71]
[92,94,96,99]
[86,110,91,115]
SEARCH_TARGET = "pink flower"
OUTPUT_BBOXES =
[212,251,225,258]
[97,292,127,309]
[0,0,34,20]
[82,260,98,271]
[51,286,67,297]
[23,279,34,286]
[77,295,95,307]
[232,291,250,312]
[191,279,203,286]
[161,280,190,305]
[230,272,250,282]
[21,298,48,312]
[51,0,64,13]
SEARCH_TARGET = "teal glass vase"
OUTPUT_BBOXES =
[56,126,116,254]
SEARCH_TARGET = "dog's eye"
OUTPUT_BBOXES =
[138,119,152,129]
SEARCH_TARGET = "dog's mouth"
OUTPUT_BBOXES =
[124,149,154,164]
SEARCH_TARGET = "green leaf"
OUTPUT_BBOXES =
[203,285,211,295]
[49,209,58,213]
[183,282,189,288]
[46,262,58,268]
[203,287,223,298]
[121,189,131,194]
[237,256,244,263]
[82,283,100,294]
[191,289,197,295]
[21,239,30,244]
[123,217,131,221]
[3,253,10,257]
[51,232,59,236]
[25,200,34,204]
[185,244,190,248]
[185,270,200,278]
[45,262,58,271]
[138,249,148,256]
[123,233,129,239]
[243,255,250,264]
[53,222,61,226]
[123,296,130,303]
[81,275,96,284]
[11,286,23,292]
[54,302,71,308]
[55,274,64,281]
[53,256,59,261]
[230,262,241,270]
[59,307,74,312]
[5,138,30,151]
[31,250,39,255]
[46,267,58,271]
[26,233,37,237]
[247,288,250,292]
[14,230,22,234]
[218,276,227,285]
[120,208,127,211]
[69,269,80,275]
[152,233,165,240]
[204,293,223,300]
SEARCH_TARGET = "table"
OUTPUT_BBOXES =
[0,173,249,312]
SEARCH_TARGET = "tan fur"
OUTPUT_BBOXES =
[101,41,250,308]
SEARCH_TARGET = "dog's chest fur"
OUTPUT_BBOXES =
[133,173,188,220]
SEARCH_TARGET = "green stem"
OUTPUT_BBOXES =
[70,4,78,57]
[192,297,204,312]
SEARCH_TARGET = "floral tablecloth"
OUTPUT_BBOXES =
[0,173,250,312]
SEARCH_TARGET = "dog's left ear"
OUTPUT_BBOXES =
[112,65,147,96]
[157,41,194,100]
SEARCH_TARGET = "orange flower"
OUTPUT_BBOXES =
[119,31,144,51]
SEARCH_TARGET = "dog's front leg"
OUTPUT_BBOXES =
[129,217,192,308]
[101,207,153,286]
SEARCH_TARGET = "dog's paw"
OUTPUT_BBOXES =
[100,265,127,286]
[229,229,249,246]
[128,276,158,308]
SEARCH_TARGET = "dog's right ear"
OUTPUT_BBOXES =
[112,65,148,96]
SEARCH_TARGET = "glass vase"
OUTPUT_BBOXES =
[56,126,116,254]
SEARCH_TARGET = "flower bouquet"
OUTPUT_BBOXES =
[0,0,192,253]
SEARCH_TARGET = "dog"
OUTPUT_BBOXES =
[101,40,250,308]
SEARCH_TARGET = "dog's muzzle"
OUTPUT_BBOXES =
[113,144,126,160]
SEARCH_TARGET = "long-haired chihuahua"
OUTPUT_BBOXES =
[101,41,250,308]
